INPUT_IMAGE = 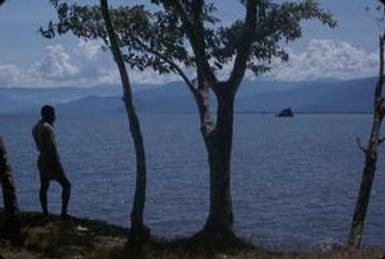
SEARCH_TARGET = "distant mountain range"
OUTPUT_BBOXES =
[0,77,377,115]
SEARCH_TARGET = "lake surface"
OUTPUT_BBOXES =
[0,113,384,250]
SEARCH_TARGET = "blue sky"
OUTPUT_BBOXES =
[0,0,383,87]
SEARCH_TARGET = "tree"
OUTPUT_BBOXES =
[42,0,335,241]
[100,0,150,245]
[0,137,20,239]
[348,2,385,248]
[0,1,20,240]
[149,0,335,239]
[42,0,150,244]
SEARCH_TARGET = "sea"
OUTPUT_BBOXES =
[0,112,384,251]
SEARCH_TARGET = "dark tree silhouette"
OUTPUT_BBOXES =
[0,137,20,238]
[348,2,385,248]
[148,0,335,239]
[99,0,149,245]
[0,0,21,241]
[42,0,335,241]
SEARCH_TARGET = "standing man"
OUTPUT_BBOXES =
[32,105,71,217]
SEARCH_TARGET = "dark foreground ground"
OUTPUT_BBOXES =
[0,212,383,259]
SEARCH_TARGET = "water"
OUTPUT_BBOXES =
[0,113,384,250]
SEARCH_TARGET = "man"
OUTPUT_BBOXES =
[32,105,71,217]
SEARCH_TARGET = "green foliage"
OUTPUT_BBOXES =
[41,1,194,73]
[365,0,385,23]
[152,0,335,77]
[42,0,336,78]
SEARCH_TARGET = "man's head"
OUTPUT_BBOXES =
[41,105,56,124]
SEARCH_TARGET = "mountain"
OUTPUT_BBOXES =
[236,77,375,113]
[0,86,119,114]
[56,96,124,114]
[0,77,378,114]
[0,83,156,114]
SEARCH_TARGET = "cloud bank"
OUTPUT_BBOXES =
[0,39,379,88]
[0,39,182,88]
[269,40,378,82]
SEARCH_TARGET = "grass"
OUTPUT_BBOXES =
[0,212,383,259]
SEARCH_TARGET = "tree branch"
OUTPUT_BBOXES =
[130,37,197,97]
[152,1,215,134]
[100,0,131,100]
[379,99,385,118]
[192,0,204,22]
[356,138,368,154]
[172,0,194,26]
[375,34,385,100]
[164,0,218,91]
[374,34,385,122]
[227,0,257,93]
[129,29,214,133]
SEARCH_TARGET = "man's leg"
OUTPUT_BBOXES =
[56,174,71,216]
[39,177,49,216]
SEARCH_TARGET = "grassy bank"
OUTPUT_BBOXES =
[0,212,383,259]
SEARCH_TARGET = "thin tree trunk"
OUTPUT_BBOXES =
[100,0,149,244]
[348,35,385,248]
[0,137,20,238]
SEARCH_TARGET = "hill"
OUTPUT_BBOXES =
[0,77,377,114]
[237,77,375,113]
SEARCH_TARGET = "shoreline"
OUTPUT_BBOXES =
[0,211,383,258]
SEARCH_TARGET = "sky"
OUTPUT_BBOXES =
[0,0,383,88]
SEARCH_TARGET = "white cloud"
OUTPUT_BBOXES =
[76,40,104,61]
[0,65,21,87]
[130,69,180,85]
[95,69,120,85]
[0,41,113,88]
[268,39,378,81]
[31,44,80,81]
[0,39,380,88]
[75,40,181,85]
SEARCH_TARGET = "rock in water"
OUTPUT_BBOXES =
[276,107,294,117]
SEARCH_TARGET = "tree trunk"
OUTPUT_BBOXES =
[100,0,149,245]
[0,137,20,238]
[348,149,378,247]
[202,91,235,236]
[348,35,385,248]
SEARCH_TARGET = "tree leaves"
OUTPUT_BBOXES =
[42,0,336,80]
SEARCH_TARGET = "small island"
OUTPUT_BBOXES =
[276,107,294,117]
